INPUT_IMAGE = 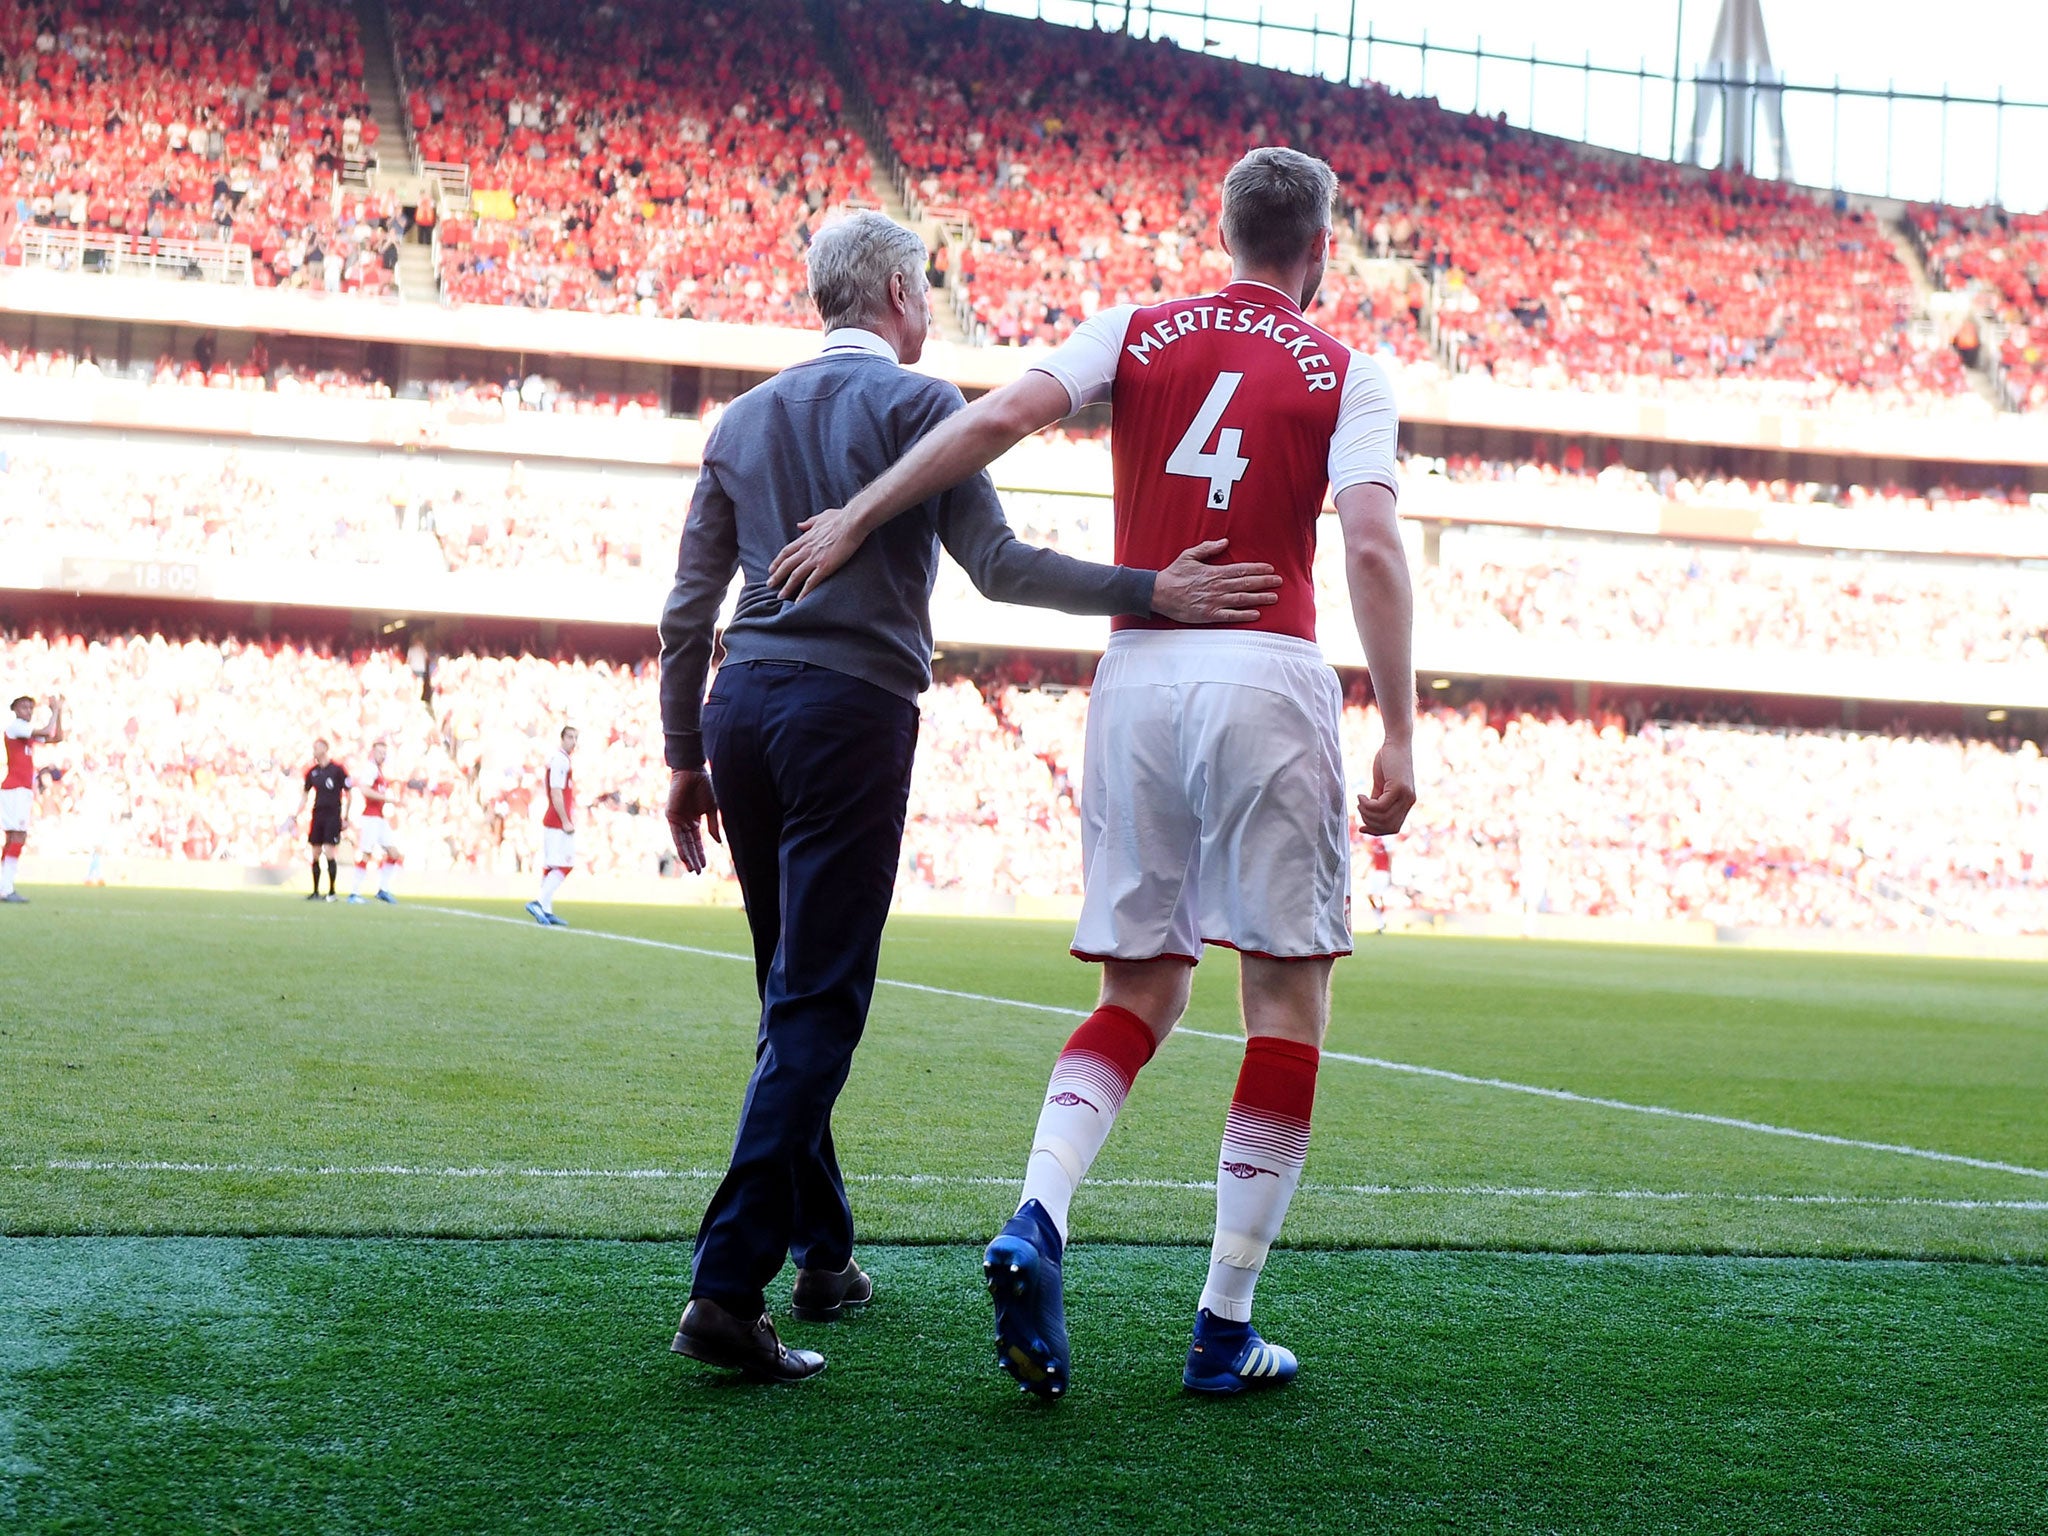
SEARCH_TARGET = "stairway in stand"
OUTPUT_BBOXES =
[803,0,971,345]
[352,0,440,304]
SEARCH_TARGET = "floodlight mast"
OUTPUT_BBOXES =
[1684,0,1792,179]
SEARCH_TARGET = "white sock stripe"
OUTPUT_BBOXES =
[1221,1114,1312,1165]
[1220,1125,1312,1163]
[1047,1051,1134,1112]
[1224,1104,1312,1135]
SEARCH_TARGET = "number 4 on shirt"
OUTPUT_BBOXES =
[1166,371,1251,511]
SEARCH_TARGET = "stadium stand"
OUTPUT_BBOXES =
[0,0,402,293]
[10,426,2043,670]
[1909,205,2048,412]
[392,0,873,321]
[1,2,2042,947]
[6,627,2041,935]
[832,0,1973,408]
[0,432,682,577]
[0,0,2009,421]
[0,339,671,414]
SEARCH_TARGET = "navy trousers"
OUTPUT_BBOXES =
[689,660,920,1317]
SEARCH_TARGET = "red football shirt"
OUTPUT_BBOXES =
[1032,280,1400,643]
[3,719,33,791]
[542,749,575,830]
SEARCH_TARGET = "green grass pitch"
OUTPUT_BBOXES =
[3,888,2045,1532]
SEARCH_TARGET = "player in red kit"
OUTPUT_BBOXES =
[771,148,1417,1397]
[1364,836,1395,934]
[526,725,577,928]
[3,694,65,903]
[347,740,405,905]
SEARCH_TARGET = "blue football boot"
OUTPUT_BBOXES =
[1182,1309,1298,1395]
[524,900,551,926]
[375,890,399,905]
[983,1199,1068,1399]
[545,912,571,928]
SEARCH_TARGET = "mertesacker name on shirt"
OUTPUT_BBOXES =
[1123,305,1341,391]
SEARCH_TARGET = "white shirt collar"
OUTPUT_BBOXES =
[819,327,899,361]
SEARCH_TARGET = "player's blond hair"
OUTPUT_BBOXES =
[1221,147,1336,269]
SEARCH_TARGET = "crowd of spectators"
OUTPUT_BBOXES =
[0,0,2011,415]
[1400,449,2040,522]
[0,0,411,294]
[1910,204,2048,413]
[0,433,684,577]
[11,425,2045,661]
[837,2,1972,409]
[394,0,872,321]
[0,339,675,416]
[10,628,2041,935]
[843,0,1428,362]
[1402,529,2048,667]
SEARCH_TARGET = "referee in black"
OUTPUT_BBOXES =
[295,738,350,901]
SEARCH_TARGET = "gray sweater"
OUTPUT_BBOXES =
[658,347,1156,771]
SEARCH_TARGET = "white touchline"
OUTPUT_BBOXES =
[11,1160,2047,1213]
[413,905,2048,1184]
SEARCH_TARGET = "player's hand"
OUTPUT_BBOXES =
[1358,741,1416,836]
[1150,540,1282,624]
[666,769,721,874]
[768,506,867,601]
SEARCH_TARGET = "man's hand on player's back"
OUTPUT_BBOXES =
[1143,540,1281,624]
[774,522,1281,626]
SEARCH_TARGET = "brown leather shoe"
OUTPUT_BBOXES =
[790,1259,874,1322]
[670,1298,826,1382]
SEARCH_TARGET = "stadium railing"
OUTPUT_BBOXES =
[421,163,473,218]
[14,230,255,288]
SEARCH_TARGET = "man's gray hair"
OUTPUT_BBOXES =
[1221,146,1336,269]
[807,211,928,332]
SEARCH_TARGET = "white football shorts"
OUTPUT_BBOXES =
[542,827,576,870]
[1071,630,1351,964]
[0,787,31,834]
[356,817,394,856]
[1364,869,1392,899]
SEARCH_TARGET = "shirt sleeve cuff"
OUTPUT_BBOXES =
[1330,471,1400,500]
[1026,364,1084,418]
[1122,568,1158,616]
[664,731,704,772]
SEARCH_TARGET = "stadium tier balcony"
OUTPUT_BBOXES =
[0,0,400,295]
[390,0,873,322]
[10,419,2043,714]
[7,627,2042,936]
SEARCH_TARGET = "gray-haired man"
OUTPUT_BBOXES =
[660,211,1281,1381]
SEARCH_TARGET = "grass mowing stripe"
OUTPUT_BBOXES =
[7,1239,2046,1534]
[18,1160,2048,1213]
[420,903,2048,1184]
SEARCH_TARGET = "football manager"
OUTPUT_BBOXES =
[660,210,1283,1381]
